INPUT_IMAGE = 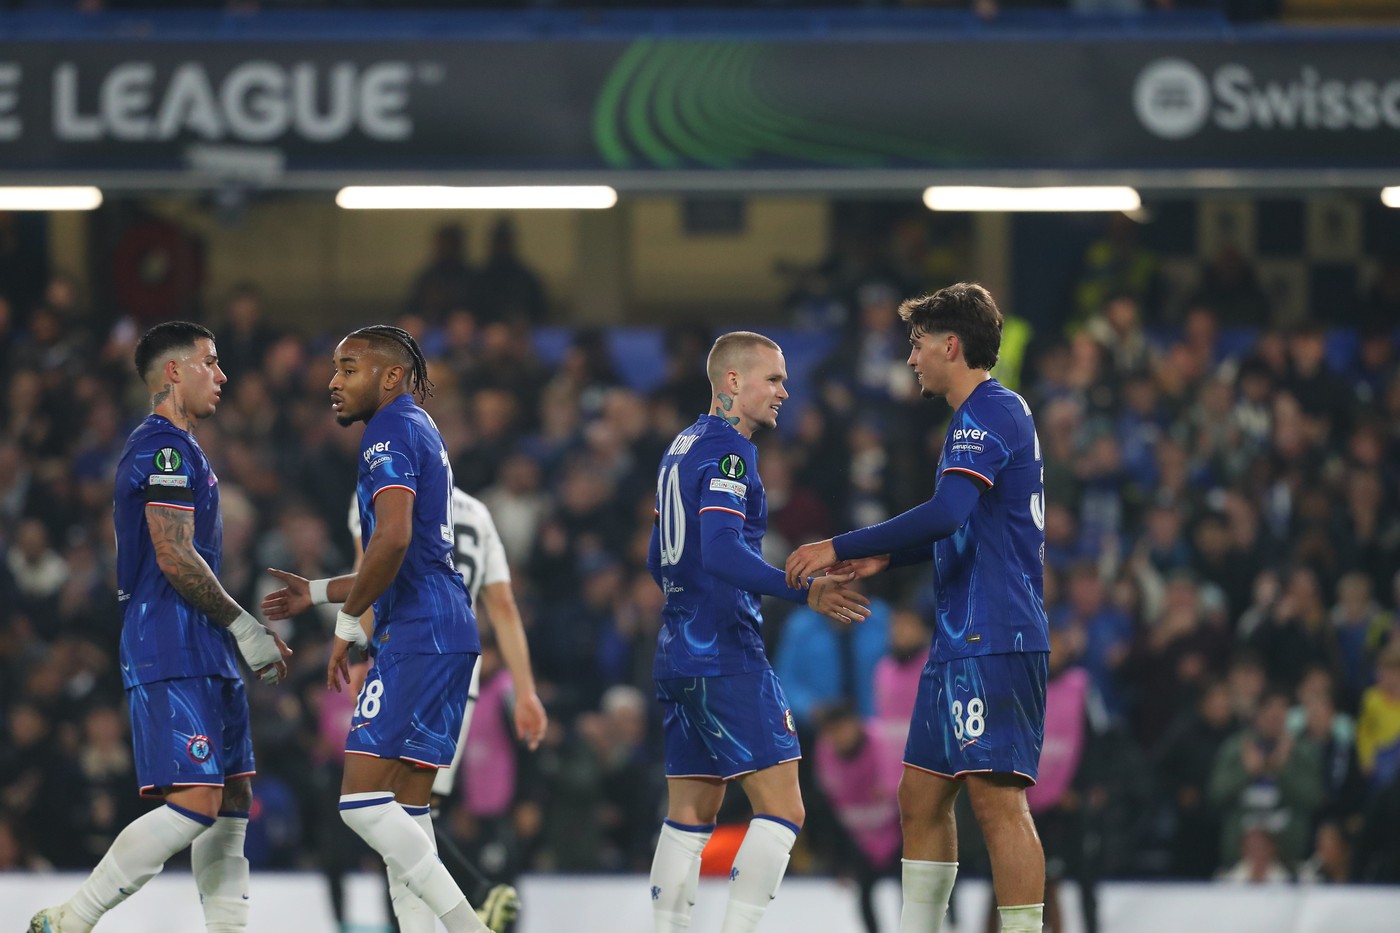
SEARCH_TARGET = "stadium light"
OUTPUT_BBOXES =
[923,186,1141,212]
[336,186,618,210]
[0,187,103,211]
[1383,187,1400,208]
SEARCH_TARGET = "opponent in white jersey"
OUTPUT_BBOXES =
[348,487,545,931]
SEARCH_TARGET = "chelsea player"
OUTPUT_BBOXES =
[261,325,488,933]
[786,284,1051,933]
[32,322,290,933]
[343,483,545,932]
[647,331,870,933]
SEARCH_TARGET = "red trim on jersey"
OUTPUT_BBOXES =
[941,466,993,488]
[699,505,746,519]
[145,502,196,512]
[371,484,416,503]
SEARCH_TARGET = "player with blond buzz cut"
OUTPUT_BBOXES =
[647,330,871,933]
[31,321,292,933]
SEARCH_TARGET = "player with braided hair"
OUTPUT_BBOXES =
[347,324,436,403]
[262,325,488,932]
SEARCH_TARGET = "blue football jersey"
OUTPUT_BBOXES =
[653,415,773,679]
[355,395,478,656]
[115,416,239,689]
[929,379,1050,661]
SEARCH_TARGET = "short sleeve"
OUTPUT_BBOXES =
[361,420,419,502]
[696,446,752,520]
[478,507,512,588]
[941,404,1015,489]
[140,437,198,510]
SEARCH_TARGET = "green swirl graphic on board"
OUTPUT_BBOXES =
[593,40,956,169]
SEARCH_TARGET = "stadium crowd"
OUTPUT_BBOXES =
[0,207,1398,924]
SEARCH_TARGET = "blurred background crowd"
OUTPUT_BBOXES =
[0,197,1397,929]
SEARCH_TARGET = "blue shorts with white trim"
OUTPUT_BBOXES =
[903,652,1047,783]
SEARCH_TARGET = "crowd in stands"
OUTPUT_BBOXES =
[0,205,1398,932]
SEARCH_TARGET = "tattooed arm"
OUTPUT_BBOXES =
[147,504,290,682]
[147,505,242,624]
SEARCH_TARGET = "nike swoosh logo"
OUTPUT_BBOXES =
[351,722,370,731]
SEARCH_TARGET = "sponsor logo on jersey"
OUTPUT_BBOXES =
[362,440,392,464]
[709,477,747,498]
[186,734,212,763]
[149,474,190,487]
[154,447,182,472]
[719,453,746,480]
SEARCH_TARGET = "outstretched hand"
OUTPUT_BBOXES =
[806,571,871,625]
[785,539,838,589]
[262,568,311,621]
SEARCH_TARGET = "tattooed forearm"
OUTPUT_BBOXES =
[147,506,242,625]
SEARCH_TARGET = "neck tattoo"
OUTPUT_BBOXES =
[715,393,740,427]
[151,383,172,410]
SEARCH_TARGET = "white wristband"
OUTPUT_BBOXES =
[336,609,368,649]
[309,578,332,606]
[227,609,261,642]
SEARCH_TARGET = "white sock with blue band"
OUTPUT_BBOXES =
[192,809,251,932]
[338,793,487,933]
[650,819,715,932]
[721,815,799,933]
[64,802,215,931]
[389,803,439,933]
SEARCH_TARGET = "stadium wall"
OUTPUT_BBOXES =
[4,873,1398,932]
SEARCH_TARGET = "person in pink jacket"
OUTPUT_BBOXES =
[814,703,905,933]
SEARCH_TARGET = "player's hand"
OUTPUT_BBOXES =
[229,610,291,685]
[829,555,891,580]
[327,637,353,692]
[785,539,838,589]
[347,658,371,698]
[807,571,871,625]
[514,691,548,752]
[261,568,312,621]
[254,629,295,685]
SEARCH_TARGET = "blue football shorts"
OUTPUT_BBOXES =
[346,651,476,768]
[128,675,253,798]
[903,652,1049,784]
[656,669,801,781]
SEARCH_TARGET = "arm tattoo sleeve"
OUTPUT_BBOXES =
[146,506,242,626]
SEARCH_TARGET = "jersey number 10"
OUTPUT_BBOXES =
[657,464,685,567]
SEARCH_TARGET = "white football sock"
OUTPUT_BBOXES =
[650,819,714,932]
[66,802,215,929]
[339,793,487,933]
[192,811,250,932]
[389,804,438,933]
[998,903,1044,932]
[900,859,957,933]
[720,815,798,933]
